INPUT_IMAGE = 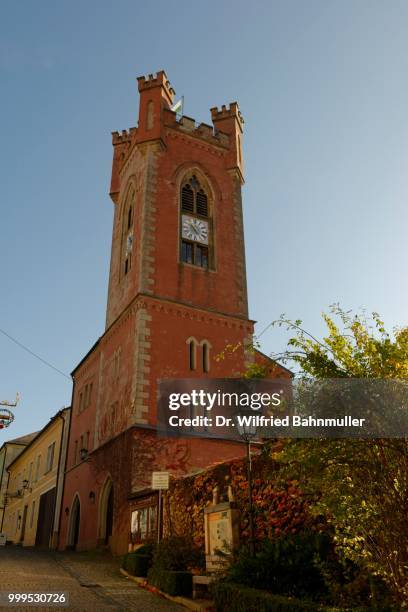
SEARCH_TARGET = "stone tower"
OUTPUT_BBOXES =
[106,70,247,328]
[58,71,284,554]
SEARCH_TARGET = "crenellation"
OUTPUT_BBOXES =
[137,70,175,103]
[163,110,231,149]
[211,102,244,130]
[196,122,214,138]
[111,127,137,145]
[179,115,196,131]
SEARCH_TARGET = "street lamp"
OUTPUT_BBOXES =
[234,409,257,556]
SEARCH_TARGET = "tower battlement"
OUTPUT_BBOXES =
[210,103,244,131]
[137,70,175,105]
[110,71,244,199]
[111,127,137,145]
[163,109,230,148]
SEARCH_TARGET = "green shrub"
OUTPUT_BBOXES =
[123,552,150,577]
[212,582,324,612]
[148,567,192,596]
[318,558,396,610]
[132,542,155,558]
[150,535,204,572]
[223,532,396,608]
[225,532,330,599]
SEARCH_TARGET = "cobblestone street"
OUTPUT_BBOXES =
[0,546,182,611]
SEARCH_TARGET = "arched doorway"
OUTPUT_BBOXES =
[98,477,114,547]
[68,495,80,550]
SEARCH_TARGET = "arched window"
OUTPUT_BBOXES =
[180,174,211,269]
[121,185,135,278]
[201,340,211,373]
[186,337,198,370]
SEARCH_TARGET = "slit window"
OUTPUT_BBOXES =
[202,343,210,373]
[121,185,135,279]
[189,340,196,370]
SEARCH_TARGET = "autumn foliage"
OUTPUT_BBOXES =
[163,450,320,548]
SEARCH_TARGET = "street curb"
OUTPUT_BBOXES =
[120,568,214,611]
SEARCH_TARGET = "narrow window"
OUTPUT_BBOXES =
[202,342,210,373]
[78,392,83,414]
[74,441,78,466]
[195,245,208,269]
[86,431,90,451]
[122,185,135,279]
[181,184,194,213]
[181,241,193,264]
[189,340,196,371]
[35,455,41,481]
[45,442,55,473]
[196,190,208,217]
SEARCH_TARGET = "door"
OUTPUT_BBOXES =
[35,488,56,548]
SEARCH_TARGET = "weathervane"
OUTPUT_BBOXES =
[0,393,20,429]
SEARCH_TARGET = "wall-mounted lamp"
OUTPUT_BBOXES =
[79,448,88,461]
[89,491,96,504]
[22,479,31,493]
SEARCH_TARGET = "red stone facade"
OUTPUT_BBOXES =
[58,71,289,554]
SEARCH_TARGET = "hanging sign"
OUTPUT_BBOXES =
[0,409,14,429]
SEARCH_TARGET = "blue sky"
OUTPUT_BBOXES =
[1,0,407,440]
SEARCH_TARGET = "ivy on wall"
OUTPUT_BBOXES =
[163,450,321,548]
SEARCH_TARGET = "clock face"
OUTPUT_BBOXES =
[182,215,209,244]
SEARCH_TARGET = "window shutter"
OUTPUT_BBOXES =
[181,184,194,212]
[196,190,208,217]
